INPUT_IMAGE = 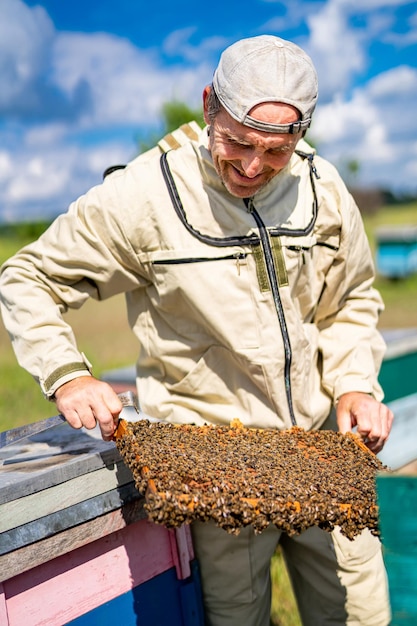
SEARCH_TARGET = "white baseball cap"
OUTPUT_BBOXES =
[212,35,318,134]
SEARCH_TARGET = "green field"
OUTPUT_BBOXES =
[1,204,416,625]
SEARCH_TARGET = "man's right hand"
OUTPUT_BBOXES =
[54,376,124,441]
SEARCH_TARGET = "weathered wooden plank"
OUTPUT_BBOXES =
[0,424,121,505]
[0,482,143,556]
[65,565,202,626]
[3,517,181,624]
[0,460,134,533]
[396,459,417,475]
[382,328,417,360]
[169,523,194,580]
[0,582,8,626]
[0,498,148,582]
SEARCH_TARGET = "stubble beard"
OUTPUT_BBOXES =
[214,159,275,199]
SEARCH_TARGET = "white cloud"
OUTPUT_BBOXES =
[306,2,367,100]
[0,152,13,182]
[1,0,417,222]
[264,0,416,104]
[367,64,417,99]
[0,0,91,122]
[24,123,68,147]
[280,0,417,192]
[50,31,213,130]
[0,136,133,222]
[0,7,214,222]
[163,28,228,64]
[7,157,68,203]
[312,64,417,191]
[0,0,51,107]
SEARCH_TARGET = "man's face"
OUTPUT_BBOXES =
[204,93,302,198]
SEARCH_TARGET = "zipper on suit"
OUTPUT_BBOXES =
[159,149,321,428]
[245,197,297,427]
[152,252,247,265]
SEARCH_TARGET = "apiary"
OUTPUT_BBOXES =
[114,418,388,540]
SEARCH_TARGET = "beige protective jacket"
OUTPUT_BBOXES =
[0,128,386,430]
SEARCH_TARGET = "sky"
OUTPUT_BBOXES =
[1,0,417,223]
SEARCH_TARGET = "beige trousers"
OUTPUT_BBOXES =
[191,522,391,626]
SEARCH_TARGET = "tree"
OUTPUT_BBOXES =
[161,100,205,133]
[341,158,360,189]
[137,100,204,154]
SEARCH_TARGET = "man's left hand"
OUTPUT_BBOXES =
[336,391,394,453]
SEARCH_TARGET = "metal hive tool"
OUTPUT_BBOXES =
[113,418,389,539]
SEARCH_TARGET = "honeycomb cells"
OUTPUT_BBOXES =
[114,420,389,539]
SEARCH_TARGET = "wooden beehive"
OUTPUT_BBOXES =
[377,467,417,625]
[0,422,203,625]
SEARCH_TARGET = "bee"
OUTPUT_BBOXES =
[115,419,389,538]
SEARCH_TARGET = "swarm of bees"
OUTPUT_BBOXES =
[114,419,388,539]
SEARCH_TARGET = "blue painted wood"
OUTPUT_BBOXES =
[179,562,205,626]
[379,329,417,404]
[375,226,417,279]
[377,474,417,625]
[379,349,417,404]
[66,561,205,626]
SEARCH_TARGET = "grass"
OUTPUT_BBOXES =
[0,203,416,625]
[0,293,137,430]
[0,227,138,430]
[271,548,302,626]
[363,203,417,329]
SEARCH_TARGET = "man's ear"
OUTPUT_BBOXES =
[202,85,211,125]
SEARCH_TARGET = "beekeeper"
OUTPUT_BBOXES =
[0,35,393,625]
